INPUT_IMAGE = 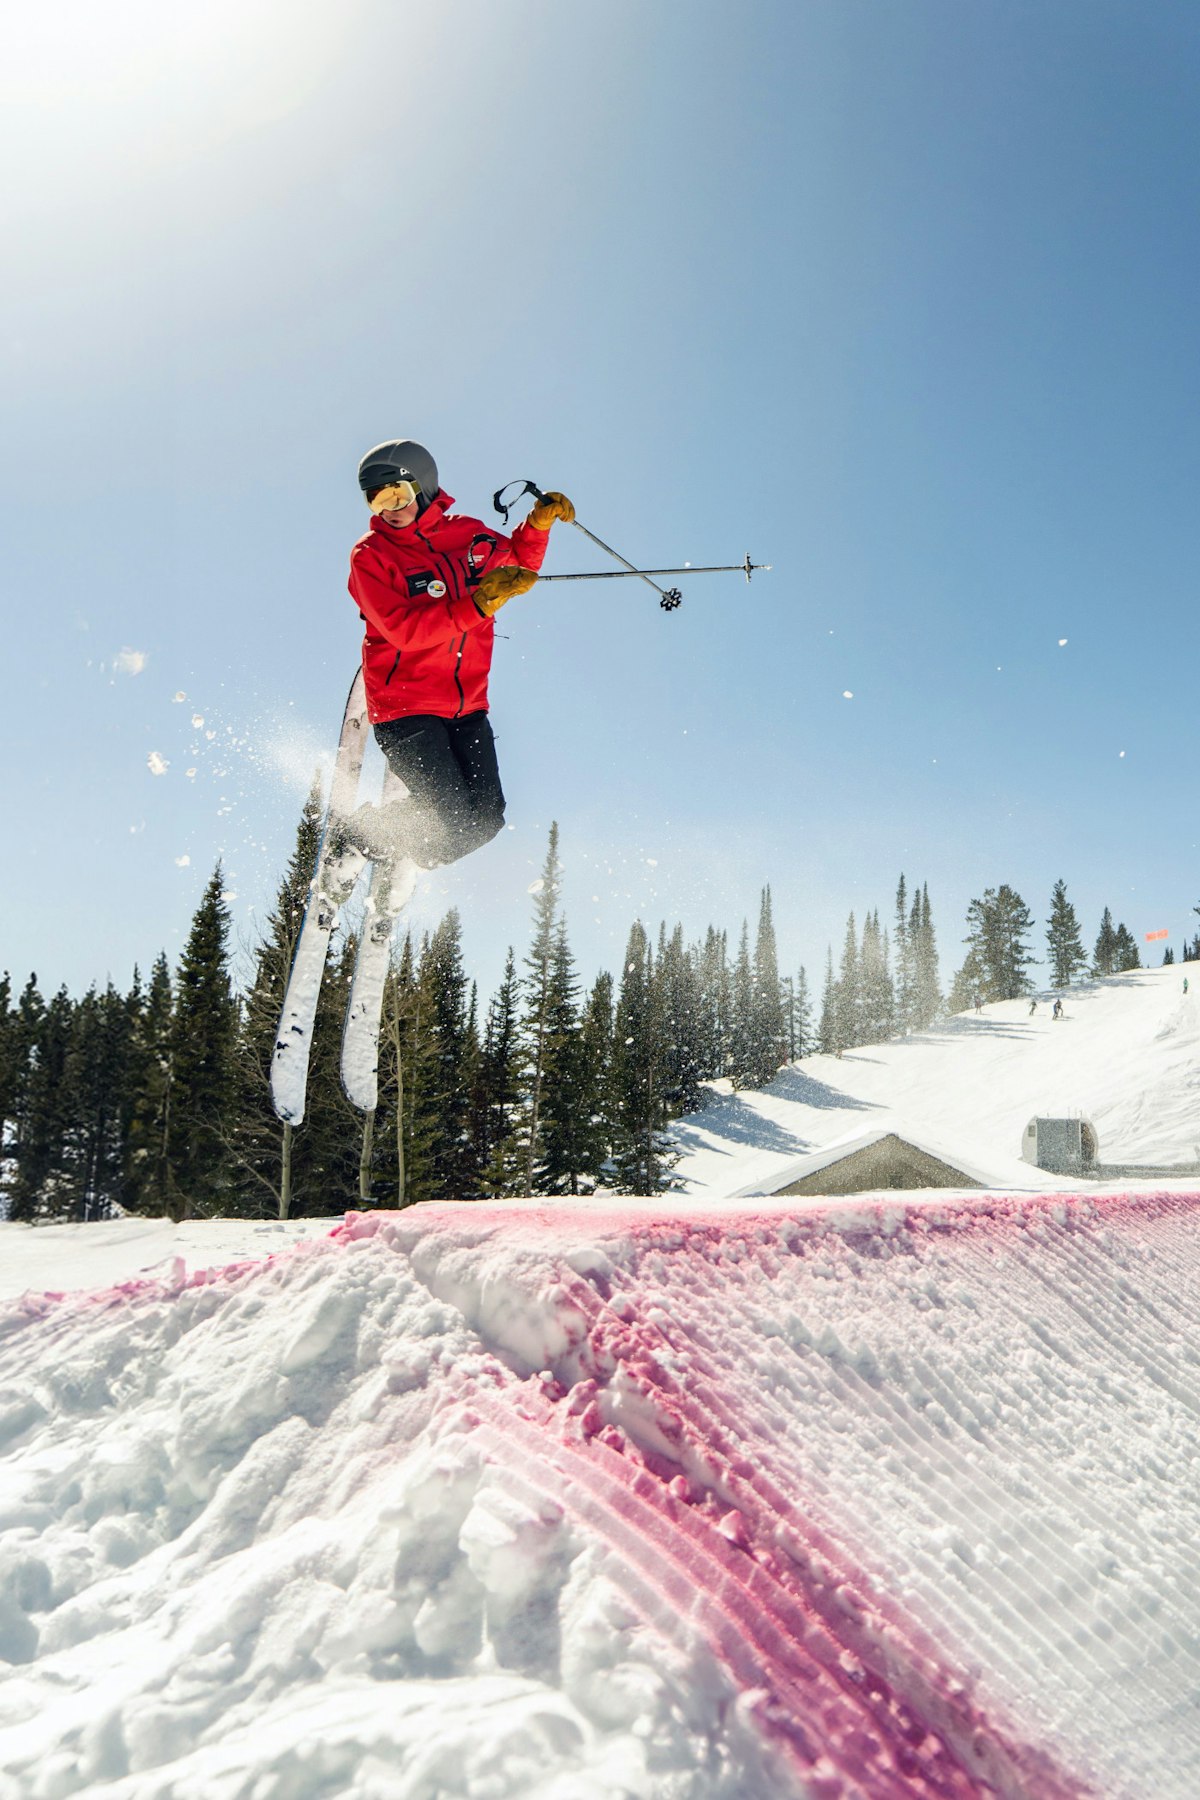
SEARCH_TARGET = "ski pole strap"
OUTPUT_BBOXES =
[493,479,546,525]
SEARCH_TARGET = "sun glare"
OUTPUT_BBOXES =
[2,0,349,199]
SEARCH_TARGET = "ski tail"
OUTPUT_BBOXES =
[270,671,370,1125]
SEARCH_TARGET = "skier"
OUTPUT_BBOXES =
[1052,997,1064,1020]
[1028,999,1038,1016]
[330,439,574,881]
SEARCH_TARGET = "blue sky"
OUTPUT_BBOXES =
[3,0,1197,1007]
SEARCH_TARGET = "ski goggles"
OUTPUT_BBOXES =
[368,479,421,514]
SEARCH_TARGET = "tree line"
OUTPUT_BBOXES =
[3,789,1194,1225]
[946,880,1200,1008]
[0,796,801,1223]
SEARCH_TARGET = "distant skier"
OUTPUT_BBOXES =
[1028,999,1038,1016]
[1052,997,1064,1020]
[973,994,983,1014]
[337,439,574,871]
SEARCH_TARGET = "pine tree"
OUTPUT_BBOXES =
[893,875,911,1034]
[0,973,15,1167]
[1045,879,1088,988]
[537,921,597,1194]
[658,924,705,1115]
[375,933,436,1205]
[909,885,942,1029]
[1092,907,1119,978]
[519,823,563,1194]
[476,948,523,1195]
[122,954,174,1215]
[1163,946,1175,966]
[818,949,837,1053]
[69,982,131,1220]
[958,885,1036,1003]
[1112,922,1141,973]
[859,911,894,1046]
[167,864,239,1220]
[833,912,860,1050]
[696,927,730,1079]
[748,887,787,1085]
[579,970,615,1184]
[419,909,476,1197]
[610,922,673,1192]
[9,986,76,1222]
[791,965,814,1058]
[728,921,755,1088]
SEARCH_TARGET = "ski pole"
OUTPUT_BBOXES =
[536,557,771,600]
[494,478,769,612]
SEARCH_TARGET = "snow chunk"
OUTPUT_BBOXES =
[146,751,169,776]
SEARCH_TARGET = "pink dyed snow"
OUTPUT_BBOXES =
[16,1189,1197,1792]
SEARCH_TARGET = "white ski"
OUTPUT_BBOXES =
[270,672,371,1125]
[341,767,418,1112]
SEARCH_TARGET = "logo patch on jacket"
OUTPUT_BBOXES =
[406,570,441,598]
[466,533,500,585]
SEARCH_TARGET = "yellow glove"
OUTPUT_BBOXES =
[474,564,538,617]
[528,490,575,529]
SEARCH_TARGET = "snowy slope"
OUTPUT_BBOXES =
[674,965,1200,1196]
[4,1191,1200,1798]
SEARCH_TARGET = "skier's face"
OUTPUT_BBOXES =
[368,479,422,529]
[378,497,420,528]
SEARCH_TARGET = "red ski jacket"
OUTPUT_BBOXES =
[348,492,549,723]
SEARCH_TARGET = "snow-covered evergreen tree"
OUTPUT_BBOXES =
[818,949,837,1053]
[791,965,814,1058]
[476,948,523,1195]
[909,885,942,1028]
[518,823,563,1194]
[958,885,1036,1003]
[833,912,860,1051]
[7,985,74,1222]
[419,909,475,1198]
[728,921,755,1088]
[167,864,239,1220]
[1092,907,1119,977]
[1112,922,1141,973]
[859,911,894,1046]
[122,953,174,1217]
[893,875,912,1033]
[610,921,673,1192]
[748,887,787,1084]
[1045,879,1088,988]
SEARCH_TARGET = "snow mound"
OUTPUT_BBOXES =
[3,1191,1200,1797]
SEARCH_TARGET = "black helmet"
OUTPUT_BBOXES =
[357,439,439,512]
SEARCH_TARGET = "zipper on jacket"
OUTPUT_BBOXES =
[415,527,464,603]
[453,632,466,717]
[384,649,401,686]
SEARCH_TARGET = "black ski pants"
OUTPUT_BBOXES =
[374,710,505,869]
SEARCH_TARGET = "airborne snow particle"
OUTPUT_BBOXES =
[647,858,658,867]
[842,690,854,700]
[172,691,187,702]
[113,648,147,676]
[186,768,197,779]
[1119,750,1126,758]
[528,878,545,894]
[1058,638,1068,647]
[175,855,191,867]
[191,713,205,729]
[147,751,169,776]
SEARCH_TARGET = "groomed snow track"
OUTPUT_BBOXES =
[2,1190,1199,1798]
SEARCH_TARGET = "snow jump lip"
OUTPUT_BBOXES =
[8,1186,1199,1797]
